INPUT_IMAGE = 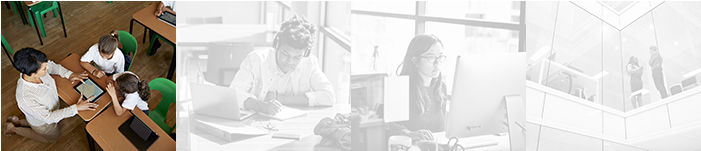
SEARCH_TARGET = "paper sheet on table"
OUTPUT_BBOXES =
[384,76,409,123]
[194,114,268,135]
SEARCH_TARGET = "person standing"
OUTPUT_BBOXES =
[627,56,643,108]
[649,46,668,99]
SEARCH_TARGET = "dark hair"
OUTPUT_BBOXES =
[396,34,447,114]
[98,31,119,54]
[116,73,150,101]
[274,15,316,57]
[14,47,48,75]
[628,56,638,66]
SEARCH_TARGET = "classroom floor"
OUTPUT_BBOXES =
[2,1,176,150]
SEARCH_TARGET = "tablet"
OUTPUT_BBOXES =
[119,114,159,151]
[73,76,105,103]
[158,11,176,27]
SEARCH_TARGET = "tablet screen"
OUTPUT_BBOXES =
[158,11,176,26]
[73,77,105,103]
[130,116,154,141]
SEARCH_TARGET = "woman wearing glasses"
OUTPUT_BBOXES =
[396,34,448,132]
[387,34,450,149]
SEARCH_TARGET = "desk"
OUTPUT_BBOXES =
[180,100,349,151]
[177,24,272,46]
[409,132,511,151]
[86,106,176,151]
[22,1,67,45]
[52,53,111,122]
[130,2,176,80]
[356,121,512,151]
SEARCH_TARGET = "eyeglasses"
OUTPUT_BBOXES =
[258,121,279,133]
[447,137,465,151]
[418,55,447,64]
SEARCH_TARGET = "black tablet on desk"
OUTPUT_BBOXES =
[158,11,176,27]
[119,112,159,151]
[73,76,105,103]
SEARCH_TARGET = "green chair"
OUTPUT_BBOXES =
[148,78,176,134]
[7,1,18,14]
[147,34,175,56]
[8,2,29,25]
[26,1,62,37]
[117,30,137,71]
[2,35,15,68]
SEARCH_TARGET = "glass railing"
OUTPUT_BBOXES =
[527,1,701,112]
[527,122,647,151]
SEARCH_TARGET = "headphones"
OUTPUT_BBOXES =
[272,24,312,57]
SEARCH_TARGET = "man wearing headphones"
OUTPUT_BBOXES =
[230,15,336,115]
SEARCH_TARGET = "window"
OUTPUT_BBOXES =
[351,1,526,93]
[322,1,352,104]
[351,15,414,74]
[426,1,521,24]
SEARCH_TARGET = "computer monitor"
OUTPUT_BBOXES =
[446,53,526,138]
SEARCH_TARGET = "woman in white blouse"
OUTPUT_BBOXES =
[4,48,99,143]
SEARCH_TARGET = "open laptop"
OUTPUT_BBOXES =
[190,83,253,120]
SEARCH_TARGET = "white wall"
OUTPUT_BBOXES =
[177,1,261,24]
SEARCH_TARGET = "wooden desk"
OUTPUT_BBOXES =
[130,2,175,43]
[177,24,273,46]
[86,106,176,151]
[24,1,41,6]
[180,100,349,150]
[130,2,176,80]
[22,1,67,45]
[51,53,111,122]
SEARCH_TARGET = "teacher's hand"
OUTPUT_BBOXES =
[76,94,98,111]
[69,71,88,84]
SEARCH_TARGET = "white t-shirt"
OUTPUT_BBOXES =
[122,92,149,111]
[113,71,149,111]
[163,1,176,12]
[80,43,125,74]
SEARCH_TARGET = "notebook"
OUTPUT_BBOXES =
[254,106,308,121]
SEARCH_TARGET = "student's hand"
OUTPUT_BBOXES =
[263,91,277,102]
[244,98,282,115]
[259,99,283,115]
[69,71,89,84]
[106,83,117,98]
[93,70,106,78]
[76,94,98,111]
[154,2,165,16]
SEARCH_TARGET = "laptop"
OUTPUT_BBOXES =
[190,83,253,120]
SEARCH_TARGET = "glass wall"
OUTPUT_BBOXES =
[527,1,701,112]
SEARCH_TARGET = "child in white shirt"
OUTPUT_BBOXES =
[80,30,125,78]
[106,71,150,116]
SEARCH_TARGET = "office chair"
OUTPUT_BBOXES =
[670,84,683,96]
